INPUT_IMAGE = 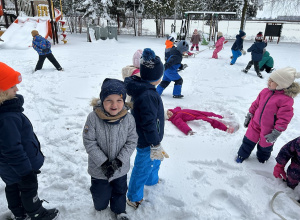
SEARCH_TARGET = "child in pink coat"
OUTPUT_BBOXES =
[212,32,225,59]
[236,67,300,163]
[166,107,235,135]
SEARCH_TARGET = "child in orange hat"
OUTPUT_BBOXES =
[0,62,59,220]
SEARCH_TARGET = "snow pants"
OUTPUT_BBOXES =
[4,173,42,218]
[230,49,242,64]
[35,53,62,71]
[127,147,161,202]
[90,174,127,214]
[237,136,273,162]
[212,47,222,59]
[156,73,183,96]
[191,44,199,51]
[245,60,260,74]
[286,162,300,189]
[260,64,273,73]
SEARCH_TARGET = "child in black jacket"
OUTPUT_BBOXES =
[242,32,267,78]
[0,62,59,220]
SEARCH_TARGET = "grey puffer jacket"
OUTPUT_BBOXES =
[83,99,138,182]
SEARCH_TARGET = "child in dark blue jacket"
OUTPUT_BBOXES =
[124,48,168,209]
[230,30,246,65]
[156,40,189,98]
[0,62,59,220]
[242,32,267,78]
[31,30,62,72]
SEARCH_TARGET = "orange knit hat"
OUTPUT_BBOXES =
[0,62,22,91]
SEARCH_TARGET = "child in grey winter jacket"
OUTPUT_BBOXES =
[83,78,138,220]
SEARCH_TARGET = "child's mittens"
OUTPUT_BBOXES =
[273,163,287,180]
[241,49,246,55]
[111,158,122,170]
[150,144,169,161]
[265,129,281,143]
[226,127,235,134]
[101,160,115,179]
[244,113,253,128]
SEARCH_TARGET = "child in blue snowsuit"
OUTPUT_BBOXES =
[31,30,62,72]
[230,30,246,65]
[156,40,189,98]
[242,32,267,78]
[124,48,168,209]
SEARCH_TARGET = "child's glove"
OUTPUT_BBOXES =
[101,160,115,179]
[273,163,287,180]
[241,49,246,55]
[265,129,281,143]
[179,64,188,70]
[244,113,253,128]
[111,158,122,170]
[150,144,169,161]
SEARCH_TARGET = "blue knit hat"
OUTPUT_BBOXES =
[100,78,126,103]
[239,30,246,37]
[140,48,164,82]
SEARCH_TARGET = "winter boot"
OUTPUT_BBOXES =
[173,95,184,98]
[269,68,275,73]
[230,56,233,59]
[30,208,59,220]
[190,46,194,51]
[257,72,263,78]
[116,213,130,220]
[242,69,248,73]
[127,199,143,209]
[196,46,199,51]
[235,156,245,163]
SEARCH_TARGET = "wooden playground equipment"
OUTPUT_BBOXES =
[0,0,65,44]
[179,11,236,44]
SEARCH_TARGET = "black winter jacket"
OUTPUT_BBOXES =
[124,76,164,148]
[247,41,267,62]
[0,95,44,185]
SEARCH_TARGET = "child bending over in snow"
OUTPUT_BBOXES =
[166,107,236,135]
[82,78,138,220]
[0,62,59,220]
[273,136,300,190]
[236,67,300,164]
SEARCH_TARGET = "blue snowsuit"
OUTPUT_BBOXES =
[230,30,246,65]
[124,76,165,202]
[156,47,184,96]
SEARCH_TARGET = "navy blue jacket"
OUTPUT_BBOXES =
[0,95,44,185]
[247,41,267,62]
[124,76,164,148]
[164,47,183,71]
[231,35,244,51]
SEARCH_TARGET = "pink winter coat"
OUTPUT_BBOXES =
[168,107,228,135]
[247,88,294,147]
[215,36,225,50]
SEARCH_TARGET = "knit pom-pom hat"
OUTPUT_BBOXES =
[140,48,164,82]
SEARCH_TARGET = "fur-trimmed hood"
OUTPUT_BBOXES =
[284,82,300,98]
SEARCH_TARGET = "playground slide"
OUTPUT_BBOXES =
[0,8,61,49]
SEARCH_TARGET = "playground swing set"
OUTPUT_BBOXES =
[0,0,66,44]
[178,11,236,46]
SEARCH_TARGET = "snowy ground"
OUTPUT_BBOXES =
[1,31,300,220]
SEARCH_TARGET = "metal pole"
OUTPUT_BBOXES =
[173,0,177,33]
